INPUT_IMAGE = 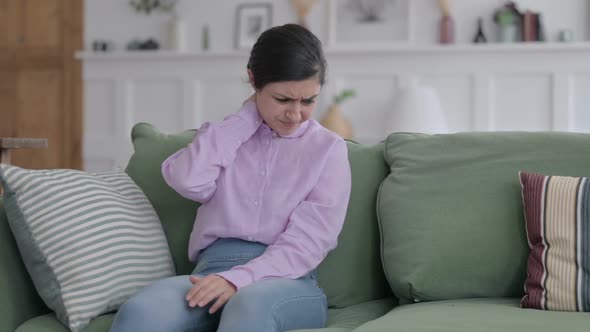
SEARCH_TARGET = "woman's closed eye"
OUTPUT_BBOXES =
[273,97,316,105]
[274,97,291,104]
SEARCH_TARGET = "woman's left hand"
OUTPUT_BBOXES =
[186,275,237,314]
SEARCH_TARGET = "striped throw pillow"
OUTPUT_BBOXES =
[0,164,175,332]
[519,171,590,312]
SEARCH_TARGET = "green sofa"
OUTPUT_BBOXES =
[2,124,590,332]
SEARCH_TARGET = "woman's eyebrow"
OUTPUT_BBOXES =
[274,94,318,100]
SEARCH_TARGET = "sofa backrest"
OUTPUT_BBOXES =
[378,132,590,304]
[317,141,392,308]
[125,123,199,276]
[125,123,392,308]
[0,200,48,331]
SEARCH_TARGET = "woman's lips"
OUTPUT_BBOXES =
[280,121,297,129]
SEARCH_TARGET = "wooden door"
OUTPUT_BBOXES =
[0,0,83,169]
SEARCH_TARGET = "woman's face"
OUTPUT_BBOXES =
[254,77,321,136]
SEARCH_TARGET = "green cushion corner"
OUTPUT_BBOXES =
[377,131,590,304]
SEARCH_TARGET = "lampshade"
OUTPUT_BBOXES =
[388,80,449,134]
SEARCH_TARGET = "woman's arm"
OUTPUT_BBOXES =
[216,139,352,289]
[161,101,262,203]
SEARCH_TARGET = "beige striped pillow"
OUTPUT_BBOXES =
[0,164,175,331]
[520,171,590,311]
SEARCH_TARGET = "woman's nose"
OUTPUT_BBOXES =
[286,103,302,122]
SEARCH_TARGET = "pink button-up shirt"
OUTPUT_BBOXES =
[161,101,351,289]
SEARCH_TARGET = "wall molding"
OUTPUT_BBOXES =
[78,45,590,171]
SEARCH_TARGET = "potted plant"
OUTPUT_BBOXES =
[320,89,356,139]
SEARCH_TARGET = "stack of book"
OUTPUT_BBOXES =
[522,11,546,42]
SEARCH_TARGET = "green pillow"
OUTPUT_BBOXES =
[0,165,174,332]
[125,123,199,275]
[378,132,590,304]
[318,141,392,308]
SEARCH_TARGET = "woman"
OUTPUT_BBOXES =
[110,23,351,332]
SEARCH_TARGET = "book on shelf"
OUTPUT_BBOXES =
[522,10,545,42]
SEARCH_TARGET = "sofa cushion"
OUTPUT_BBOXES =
[290,298,396,332]
[0,165,174,332]
[126,123,392,308]
[16,299,396,332]
[125,123,199,275]
[15,314,113,332]
[519,172,590,311]
[378,132,590,304]
[318,142,392,308]
[354,298,590,332]
[323,298,397,330]
[0,199,49,332]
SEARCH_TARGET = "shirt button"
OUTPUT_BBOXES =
[247,236,254,241]
[253,200,259,205]
[272,132,278,138]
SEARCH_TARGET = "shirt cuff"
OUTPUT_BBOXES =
[215,268,254,290]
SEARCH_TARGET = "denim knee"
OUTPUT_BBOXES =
[217,290,276,332]
[217,278,327,332]
[109,276,217,332]
[110,296,170,332]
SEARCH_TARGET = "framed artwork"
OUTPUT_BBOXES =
[328,0,412,47]
[235,3,273,50]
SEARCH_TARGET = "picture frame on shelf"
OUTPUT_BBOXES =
[235,3,273,50]
[328,0,413,48]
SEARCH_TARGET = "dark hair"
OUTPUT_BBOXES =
[247,24,327,90]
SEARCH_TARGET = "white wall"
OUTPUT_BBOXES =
[80,46,590,170]
[86,0,589,52]
[81,0,590,170]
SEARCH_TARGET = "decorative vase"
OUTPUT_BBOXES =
[499,24,518,43]
[437,0,454,44]
[320,103,353,140]
[440,15,455,44]
[202,24,210,51]
[169,14,187,52]
[291,0,317,29]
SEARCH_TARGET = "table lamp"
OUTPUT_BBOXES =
[388,80,449,134]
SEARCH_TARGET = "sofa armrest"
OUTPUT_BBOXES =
[0,200,49,332]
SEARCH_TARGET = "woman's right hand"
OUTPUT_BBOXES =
[186,275,237,314]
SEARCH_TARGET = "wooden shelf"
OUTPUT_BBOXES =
[0,138,48,166]
[75,50,249,61]
[75,42,590,61]
[323,42,590,55]
[0,138,48,149]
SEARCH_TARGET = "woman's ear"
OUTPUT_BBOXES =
[247,69,256,89]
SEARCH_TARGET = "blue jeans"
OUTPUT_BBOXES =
[109,238,327,332]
